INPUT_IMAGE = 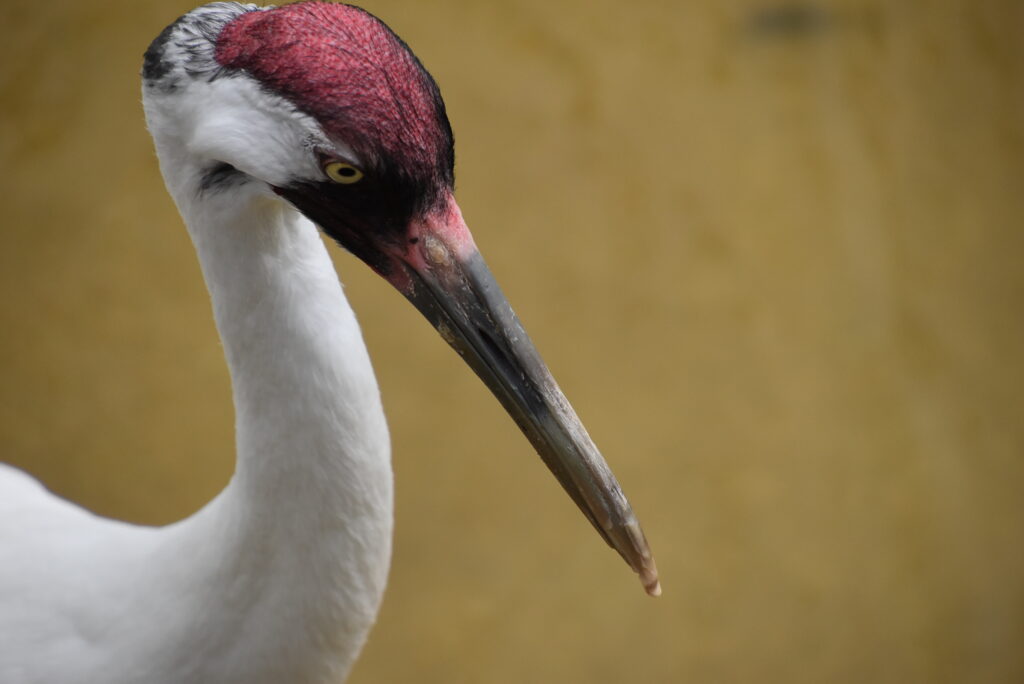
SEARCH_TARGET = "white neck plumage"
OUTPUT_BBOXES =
[147,166,393,682]
[127,62,394,681]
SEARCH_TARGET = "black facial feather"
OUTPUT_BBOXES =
[199,161,246,195]
[275,167,422,276]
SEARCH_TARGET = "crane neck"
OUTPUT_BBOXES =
[159,180,393,681]
[185,187,391,500]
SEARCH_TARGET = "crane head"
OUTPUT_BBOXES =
[142,1,659,597]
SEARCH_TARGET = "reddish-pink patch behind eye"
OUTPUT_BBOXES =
[215,2,448,177]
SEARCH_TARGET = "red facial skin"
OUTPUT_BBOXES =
[388,194,478,292]
[215,2,451,186]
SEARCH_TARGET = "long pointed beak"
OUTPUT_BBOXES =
[386,199,660,596]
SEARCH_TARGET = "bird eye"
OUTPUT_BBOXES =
[323,161,364,184]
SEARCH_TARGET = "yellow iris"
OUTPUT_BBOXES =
[323,161,364,184]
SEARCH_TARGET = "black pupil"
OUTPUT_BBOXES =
[337,166,356,177]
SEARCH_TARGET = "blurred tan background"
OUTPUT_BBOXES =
[2,0,1022,681]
